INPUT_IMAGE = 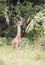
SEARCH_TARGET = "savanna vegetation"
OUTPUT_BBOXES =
[0,0,45,65]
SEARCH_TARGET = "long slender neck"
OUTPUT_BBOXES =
[17,24,21,37]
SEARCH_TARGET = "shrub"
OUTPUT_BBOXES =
[26,9,45,40]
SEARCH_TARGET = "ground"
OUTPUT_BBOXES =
[0,45,45,65]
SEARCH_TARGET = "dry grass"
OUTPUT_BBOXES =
[0,45,45,65]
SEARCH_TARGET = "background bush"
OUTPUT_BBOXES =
[0,0,45,46]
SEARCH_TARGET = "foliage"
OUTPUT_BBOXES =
[3,25,17,38]
[0,0,45,46]
[26,9,45,40]
[0,37,12,45]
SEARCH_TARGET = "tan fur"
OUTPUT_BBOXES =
[12,35,21,48]
[12,17,23,48]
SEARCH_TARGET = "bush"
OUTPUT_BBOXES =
[0,37,12,46]
[26,9,45,40]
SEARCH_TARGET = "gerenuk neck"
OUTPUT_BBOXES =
[17,24,21,37]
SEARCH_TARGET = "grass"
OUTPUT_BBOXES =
[0,45,45,65]
[0,37,45,65]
